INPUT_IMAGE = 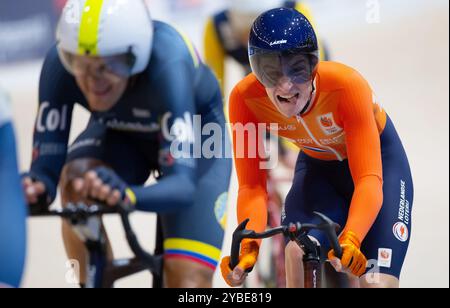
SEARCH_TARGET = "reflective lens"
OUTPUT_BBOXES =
[59,50,136,79]
[249,48,318,88]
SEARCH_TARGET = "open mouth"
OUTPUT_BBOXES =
[277,93,300,104]
[92,84,112,97]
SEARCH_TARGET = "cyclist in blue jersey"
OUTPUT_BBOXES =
[0,88,27,288]
[22,0,231,288]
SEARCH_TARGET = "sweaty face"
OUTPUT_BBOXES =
[265,78,314,118]
[71,56,129,112]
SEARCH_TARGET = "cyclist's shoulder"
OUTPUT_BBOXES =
[39,46,85,106]
[42,44,68,74]
[152,21,179,50]
[153,20,175,37]
[317,61,368,91]
[150,20,199,69]
[153,21,192,52]
[230,74,270,118]
[232,74,266,100]
[0,88,12,128]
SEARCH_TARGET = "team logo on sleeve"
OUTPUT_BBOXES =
[36,102,69,133]
[317,113,343,136]
[378,248,393,268]
[393,222,409,242]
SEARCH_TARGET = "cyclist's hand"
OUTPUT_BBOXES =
[328,231,367,277]
[220,240,259,287]
[22,176,47,205]
[73,167,135,207]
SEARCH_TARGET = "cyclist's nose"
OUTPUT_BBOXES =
[88,65,105,79]
[277,77,294,92]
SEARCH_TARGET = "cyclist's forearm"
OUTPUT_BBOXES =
[344,175,383,242]
[28,112,71,202]
[28,161,64,203]
[237,186,268,239]
[131,173,196,213]
[29,46,76,202]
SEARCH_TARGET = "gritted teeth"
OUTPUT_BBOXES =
[277,93,299,103]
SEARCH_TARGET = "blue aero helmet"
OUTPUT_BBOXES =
[249,8,319,88]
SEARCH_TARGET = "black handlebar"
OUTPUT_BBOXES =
[30,202,163,277]
[31,203,117,219]
[230,212,343,270]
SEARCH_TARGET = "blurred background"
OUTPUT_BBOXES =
[0,0,448,288]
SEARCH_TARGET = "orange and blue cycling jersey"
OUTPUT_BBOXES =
[230,62,385,240]
[229,61,414,278]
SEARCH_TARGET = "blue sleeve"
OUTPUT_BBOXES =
[0,122,27,288]
[29,47,82,203]
[132,60,198,213]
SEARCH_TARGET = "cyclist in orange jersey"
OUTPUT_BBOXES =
[221,8,413,288]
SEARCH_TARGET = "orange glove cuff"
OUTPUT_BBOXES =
[339,231,362,248]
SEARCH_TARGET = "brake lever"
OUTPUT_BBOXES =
[230,219,251,269]
[313,212,342,259]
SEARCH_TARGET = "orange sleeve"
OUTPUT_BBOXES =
[229,85,268,238]
[338,71,384,242]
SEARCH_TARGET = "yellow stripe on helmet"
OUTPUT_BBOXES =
[78,0,104,55]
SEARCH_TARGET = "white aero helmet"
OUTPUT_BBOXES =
[228,0,285,14]
[56,0,154,77]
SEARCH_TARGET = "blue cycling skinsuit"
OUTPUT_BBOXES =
[0,90,27,288]
[29,21,232,270]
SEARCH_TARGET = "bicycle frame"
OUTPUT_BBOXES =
[229,212,343,288]
[31,203,163,288]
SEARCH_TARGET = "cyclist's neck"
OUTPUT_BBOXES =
[298,78,317,116]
